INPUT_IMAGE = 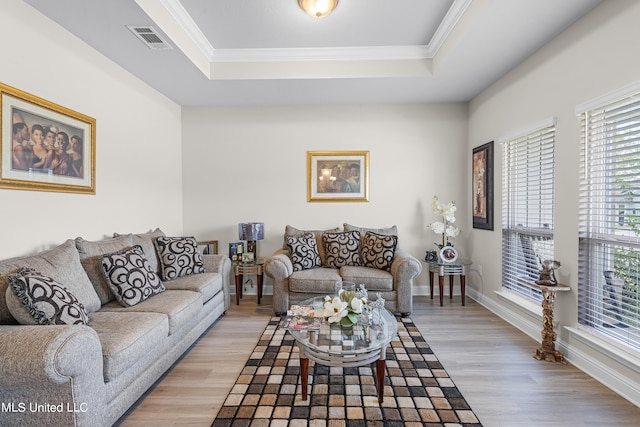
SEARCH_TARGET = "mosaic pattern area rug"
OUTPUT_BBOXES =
[212,316,482,426]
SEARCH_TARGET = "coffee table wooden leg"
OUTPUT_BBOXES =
[300,357,309,400]
[376,359,386,403]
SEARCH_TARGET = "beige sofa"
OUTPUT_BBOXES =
[265,224,421,316]
[0,229,230,427]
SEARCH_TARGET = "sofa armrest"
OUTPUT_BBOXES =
[0,324,103,386]
[390,248,422,315]
[202,254,232,310]
[264,249,293,314]
[0,324,106,426]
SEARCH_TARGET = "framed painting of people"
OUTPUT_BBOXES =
[0,83,96,194]
[472,141,494,230]
[307,151,369,202]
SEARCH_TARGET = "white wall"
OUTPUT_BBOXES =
[0,1,183,259]
[182,104,468,294]
[468,0,640,405]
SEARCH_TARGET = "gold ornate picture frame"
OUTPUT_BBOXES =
[1,83,96,194]
[307,151,369,202]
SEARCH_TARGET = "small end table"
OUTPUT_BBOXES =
[232,259,264,305]
[426,259,472,306]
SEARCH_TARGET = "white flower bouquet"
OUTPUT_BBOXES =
[428,196,461,248]
[323,287,367,327]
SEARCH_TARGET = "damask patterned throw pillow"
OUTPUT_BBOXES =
[8,267,89,325]
[154,236,206,281]
[101,245,165,307]
[361,231,398,271]
[322,230,362,268]
[286,233,322,272]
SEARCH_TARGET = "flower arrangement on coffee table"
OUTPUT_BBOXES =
[323,286,368,327]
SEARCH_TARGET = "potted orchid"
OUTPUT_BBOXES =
[428,196,461,262]
[323,287,367,327]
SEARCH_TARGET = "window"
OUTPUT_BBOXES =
[578,83,640,350]
[501,119,556,300]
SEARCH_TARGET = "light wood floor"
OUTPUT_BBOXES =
[116,295,640,427]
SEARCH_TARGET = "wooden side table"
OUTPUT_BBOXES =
[233,260,264,305]
[426,259,472,306]
[527,282,570,364]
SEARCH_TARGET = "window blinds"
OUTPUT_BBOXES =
[578,90,640,349]
[502,122,556,300]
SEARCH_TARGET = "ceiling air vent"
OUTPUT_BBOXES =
[126,25,173,50]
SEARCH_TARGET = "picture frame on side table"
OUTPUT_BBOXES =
[307,151,369,202]
[229,242,244,262]
[1,82,96,194]
[472,141,494,230]
[242,252,255,263]
[440,246,459,263]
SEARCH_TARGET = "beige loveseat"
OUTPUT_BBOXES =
[265,224,421,316]
[0,229,230,427]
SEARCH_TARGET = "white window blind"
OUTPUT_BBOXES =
[502,121,556,300]
[578,88,640,350]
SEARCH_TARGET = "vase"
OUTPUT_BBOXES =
[341,281,355,293]
[334,280,342,296]
[342,324,353,336]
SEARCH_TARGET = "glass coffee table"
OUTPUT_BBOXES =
[285,297,397,403]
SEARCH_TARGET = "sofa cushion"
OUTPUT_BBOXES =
[154,236,205,281]
[7,267,89,325]
[343,223,398,236]
[284,225,341,266]
[340,266,394,292]
[0,239,101,324]
[286,233,322,271]
[114,228,165,275]
[100,245,165,307]
[361,232,398,272]
[288,267,342,294]
[322,230,362,268]
[89,310,168,382]
[76,234,134,305]
[343,223,398,246]
[163,272,222,303]
[99,290,202,335]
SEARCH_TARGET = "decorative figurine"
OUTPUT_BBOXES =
[536,259,561,286]
[425,250,438,262]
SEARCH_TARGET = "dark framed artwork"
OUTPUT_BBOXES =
[1,82,96,194]
[472,141,494,230]
[307,151,369,202]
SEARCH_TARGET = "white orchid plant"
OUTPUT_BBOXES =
[429,196,461,248]
[323,288,367,327]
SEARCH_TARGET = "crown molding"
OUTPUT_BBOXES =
[210,45,433,63]
[159,0,214,58]
[142,0,471,76]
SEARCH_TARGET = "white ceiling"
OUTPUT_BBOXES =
[24,0,602,106]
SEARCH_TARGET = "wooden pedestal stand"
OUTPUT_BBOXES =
[528,283,570,364]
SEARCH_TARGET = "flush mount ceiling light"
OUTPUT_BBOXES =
[298,0,339,18]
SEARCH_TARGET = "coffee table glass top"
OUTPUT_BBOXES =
[286,297,397,356]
